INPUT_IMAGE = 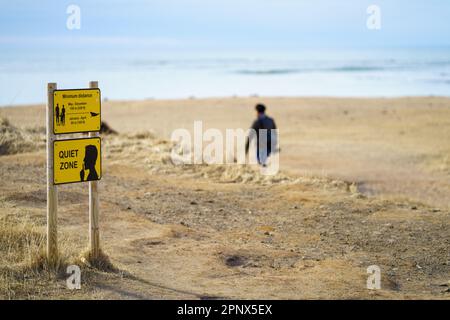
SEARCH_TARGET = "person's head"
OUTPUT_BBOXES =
[84,145,98,170]
[255,103,266,115]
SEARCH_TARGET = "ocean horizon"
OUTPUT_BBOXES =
[1,46,449,107]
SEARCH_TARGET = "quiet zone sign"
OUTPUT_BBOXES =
[54,137,101,185]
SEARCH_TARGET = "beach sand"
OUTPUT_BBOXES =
[0,97,449,299]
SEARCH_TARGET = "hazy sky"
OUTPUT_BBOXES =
[1,0,449,49]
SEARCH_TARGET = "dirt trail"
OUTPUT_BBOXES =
[0,129,449,299]
[1,97,449,299]
[2,97,450,208]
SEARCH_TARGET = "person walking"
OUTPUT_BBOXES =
[245,103,277,167]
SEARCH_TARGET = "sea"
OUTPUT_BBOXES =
[0,47,449,106]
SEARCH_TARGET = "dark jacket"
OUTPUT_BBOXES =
[245,115,277,154]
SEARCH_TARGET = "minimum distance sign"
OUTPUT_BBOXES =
[53,88,101,134]
[54,137,101,185]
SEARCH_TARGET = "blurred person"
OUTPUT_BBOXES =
[245,103,278,167]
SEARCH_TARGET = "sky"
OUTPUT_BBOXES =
[0,0,449,50]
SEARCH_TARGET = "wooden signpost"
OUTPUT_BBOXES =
[46,81,102,264]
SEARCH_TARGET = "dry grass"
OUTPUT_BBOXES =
[0,211,119,299]
[0,214,56,299]
[78,248,117,273]
[0,117,45,156]
[0,215,44,266]
[104,130,348,189]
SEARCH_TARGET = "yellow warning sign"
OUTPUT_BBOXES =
[53,89,101,134]
[54,138,101,185]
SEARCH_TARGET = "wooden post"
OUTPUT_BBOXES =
[88,81,100,259]
[47,82,58,264]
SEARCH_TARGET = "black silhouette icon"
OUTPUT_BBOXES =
[80,145,99,181]
[61,105,66,126]
[90,112,99,117]
[55,104,60,125]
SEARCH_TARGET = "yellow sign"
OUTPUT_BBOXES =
[53,89,101,134]
[54,138,101,185]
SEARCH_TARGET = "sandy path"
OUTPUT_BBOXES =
[0,128,448,299]
[2,97,449,208]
